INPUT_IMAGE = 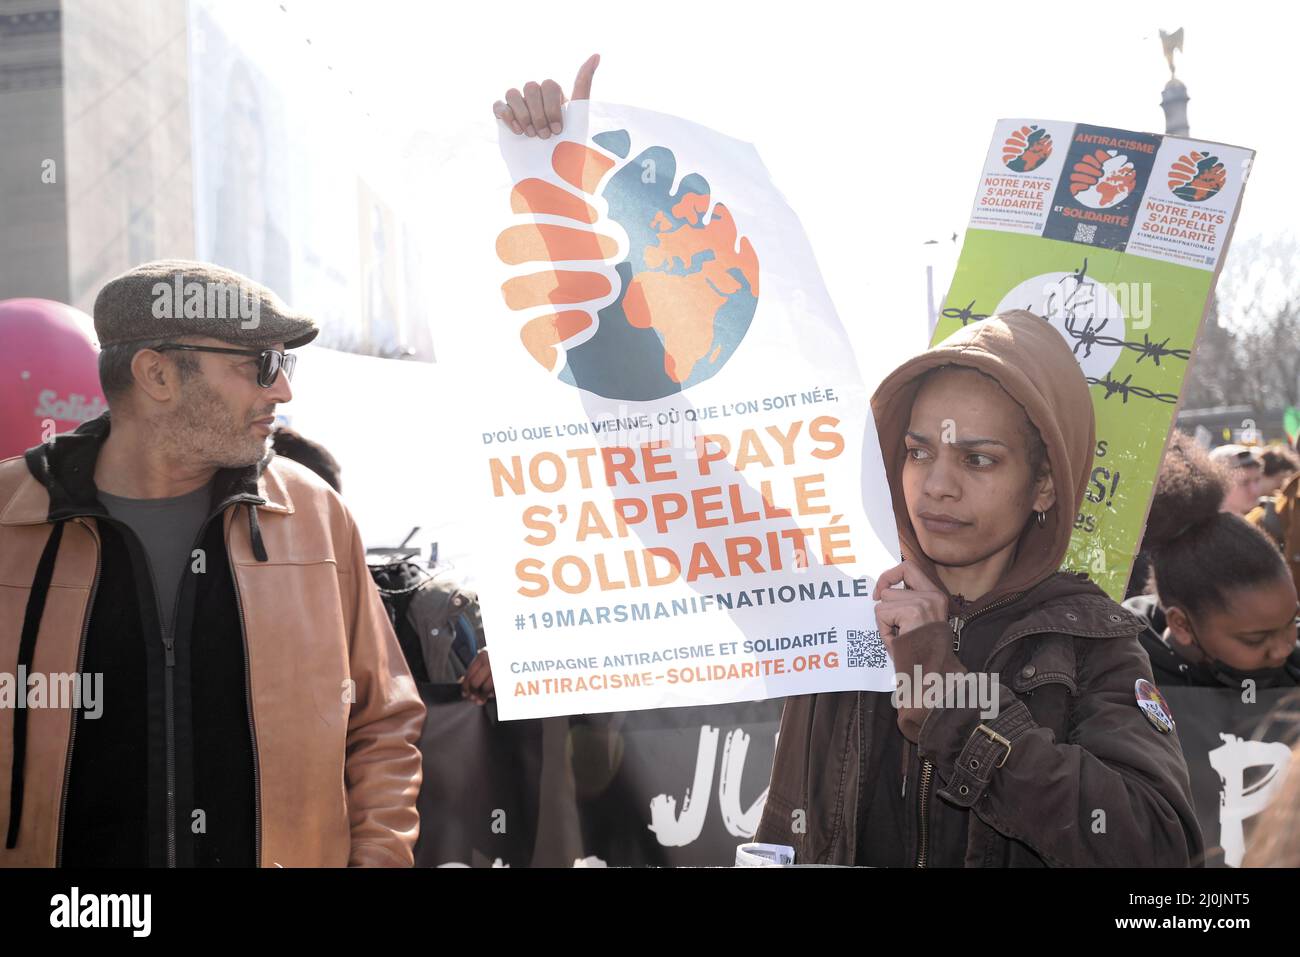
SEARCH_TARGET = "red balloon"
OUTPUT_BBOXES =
[0,298,106,461]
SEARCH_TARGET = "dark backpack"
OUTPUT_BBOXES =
[368,560,484,690]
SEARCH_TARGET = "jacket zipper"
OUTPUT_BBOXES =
[228,516,263,867]
[55,519,100,867]
[164,641,177,867]
[948,590,1024,653]
[162,585,179,866]
[916,748,933,868]
[916,588,1027,867]
[161,516,223,868]
[57,509,250,867]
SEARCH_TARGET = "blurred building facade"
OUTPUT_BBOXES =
[0,0,433,360]
[1,0,193,308]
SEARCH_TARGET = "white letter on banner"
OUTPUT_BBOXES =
[647,725,718,847]
[717,728,768,837]
[1207,733,1293,867]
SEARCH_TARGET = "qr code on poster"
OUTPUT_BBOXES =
[1073,222,1097,244]
[846,628,887,669]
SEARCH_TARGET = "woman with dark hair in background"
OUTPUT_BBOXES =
[1124,433,1300,689]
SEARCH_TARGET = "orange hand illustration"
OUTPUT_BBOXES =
[1070,149,1136,208]
[1168,151,1226,202]
[496,141,623,371]
[1002,125,1053,172]
[495,131,760,401]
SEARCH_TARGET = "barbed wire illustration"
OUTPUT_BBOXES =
[1086,371,1180,404]
[940,300,989,326]
[1048,258,1192,367]
[940,257,1191,403]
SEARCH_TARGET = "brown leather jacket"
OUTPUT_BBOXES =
[755,312,1202,866]
[0,440,426,867]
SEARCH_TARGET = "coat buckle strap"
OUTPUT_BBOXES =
[933,702,1035,809]
[974,724,1013,768]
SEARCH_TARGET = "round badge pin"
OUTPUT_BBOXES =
[1135,678,1174,734]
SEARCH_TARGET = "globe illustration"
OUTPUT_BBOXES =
[503,128,761,402]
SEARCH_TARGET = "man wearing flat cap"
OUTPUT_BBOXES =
[0,260,425,867]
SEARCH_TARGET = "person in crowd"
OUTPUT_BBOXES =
[271,426,343,493]
[1257,446,1300,499]
[271,426,494,704]
[495,60,1201,868]
[1127,437,1252,598]
[0,260,424,867]
[1247,436,1300,596]
[1127,439,1297,601]
[1210,444,1263,515]
[1124,433,1300,688]
[1242,442,1300,582]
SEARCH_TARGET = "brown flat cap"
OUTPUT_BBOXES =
[93,259,318,349]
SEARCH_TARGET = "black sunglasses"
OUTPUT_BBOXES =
[154,344,296,388]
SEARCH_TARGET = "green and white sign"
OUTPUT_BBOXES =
[934,120,1255,598]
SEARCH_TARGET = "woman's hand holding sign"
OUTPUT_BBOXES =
[873,560,968,742]
[489,54,760,396]
[873,560,948,638]
[493,54,600,137]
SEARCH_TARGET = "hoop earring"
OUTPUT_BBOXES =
[1034,509,1047,527]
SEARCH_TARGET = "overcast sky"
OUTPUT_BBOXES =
[271,0,1297,347]
[199,0,1298,555]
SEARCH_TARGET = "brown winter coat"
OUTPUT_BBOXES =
[754,312,1203,866]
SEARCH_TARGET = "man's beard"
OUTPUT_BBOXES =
[159,375,271,470]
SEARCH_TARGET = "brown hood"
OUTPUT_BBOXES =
[870,309,1095,609]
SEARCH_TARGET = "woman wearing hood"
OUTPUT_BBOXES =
[754,310,1203,867]
[487,75,1201,867]
[1124,433,1300,689]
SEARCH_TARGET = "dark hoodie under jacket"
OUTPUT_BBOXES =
[753,311,1203,867]
[13,413,258,866]
[1124,594,1300,688]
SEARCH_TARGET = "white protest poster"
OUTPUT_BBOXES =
[456,101,899,719]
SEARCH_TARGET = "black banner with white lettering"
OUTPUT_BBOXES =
[1160,686,1299,868]
[413,688,781,867]
[413,686,1299,867]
